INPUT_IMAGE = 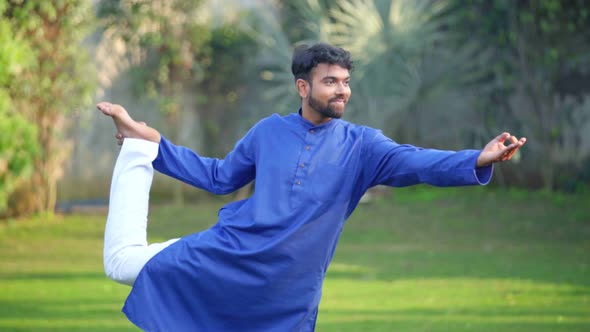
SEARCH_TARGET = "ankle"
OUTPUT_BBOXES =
[145,127,161,143]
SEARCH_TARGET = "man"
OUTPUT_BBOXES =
[98,43,526,331]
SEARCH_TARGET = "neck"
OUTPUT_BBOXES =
[301,103,332,126]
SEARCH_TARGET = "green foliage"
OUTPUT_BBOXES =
[98,0,262,157]
[8,0,97,109]
[251,0,590,191]
[0,19,27,85]
[452,0,590,191]
[245,8,300,116]
[251,0,489,146]
[0,110,39,214]
[205,24,258,99]
[200,21,260,149]
[454,0,590,85]
[324,0,493,146]
[0,5,39,215]
[3,0,97,216]
[97,0,212,117]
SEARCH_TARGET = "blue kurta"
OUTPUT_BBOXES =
[122,112,492,331]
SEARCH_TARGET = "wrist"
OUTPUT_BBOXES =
[476,152,491,168]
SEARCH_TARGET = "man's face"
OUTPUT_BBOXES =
[306,63,351,119]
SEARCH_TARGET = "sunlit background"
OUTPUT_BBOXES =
[0,0,589,331]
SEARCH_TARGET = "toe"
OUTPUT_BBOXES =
[110,104,128,117]
[96,102,113,114]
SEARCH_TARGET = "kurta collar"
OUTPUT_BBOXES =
[289,108,340,130]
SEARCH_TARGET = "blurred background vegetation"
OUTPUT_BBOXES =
[0,0,589,219]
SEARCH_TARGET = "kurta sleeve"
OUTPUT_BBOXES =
[364,130,493,188]
[152,128,257,195]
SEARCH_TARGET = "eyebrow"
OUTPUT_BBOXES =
[321,75,351,81]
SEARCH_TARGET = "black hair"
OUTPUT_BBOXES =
[291,43,353,82]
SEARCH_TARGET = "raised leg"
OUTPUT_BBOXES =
[103,138,179,285]
[98,101,179,285]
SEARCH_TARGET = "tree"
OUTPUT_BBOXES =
[325,0,492,147]
[97,0,212,125]
[452,0,590,191]
[252,0,488,147]
[97,0,261,203]
[197,22,259,157]
[97,0,214,204]
[3,0,95,216]
[253,0,590,191]
[0,0,38,216]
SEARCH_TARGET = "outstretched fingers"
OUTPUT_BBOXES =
[500,137,527,161]
[478,133,527,166]
[493,132,510,145]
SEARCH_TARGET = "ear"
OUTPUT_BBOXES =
[296,79,309,99]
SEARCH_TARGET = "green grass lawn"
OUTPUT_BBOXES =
[0,187,589,331]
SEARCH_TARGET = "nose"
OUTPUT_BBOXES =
[336,82,348,94]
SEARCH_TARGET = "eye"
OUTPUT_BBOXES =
[325,80,335,85]
[344,80,350,86]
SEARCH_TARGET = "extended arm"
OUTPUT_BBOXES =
[96,101,256,195]
[153,132,256,195]
[364,131,525,188]
[365,131,493,188]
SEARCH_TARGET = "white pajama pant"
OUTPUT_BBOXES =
[103,138,179,286]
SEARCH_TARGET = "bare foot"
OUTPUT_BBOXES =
[97,102,160,143]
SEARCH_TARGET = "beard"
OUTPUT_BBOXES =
[308,90,345,119]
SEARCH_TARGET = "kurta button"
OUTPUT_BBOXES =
[310,129,315,133]
[300,163,305,168]
[295,180,301,185]
[305,146,310,150]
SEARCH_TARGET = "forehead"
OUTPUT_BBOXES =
[311,63,350,80]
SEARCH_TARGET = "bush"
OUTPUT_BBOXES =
[0,107,39,215]
[0,13,39,215]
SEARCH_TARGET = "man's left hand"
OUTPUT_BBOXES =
[477,132,527,167]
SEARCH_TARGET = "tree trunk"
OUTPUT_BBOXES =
[167,112,185,207]
[8,108,71,216]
